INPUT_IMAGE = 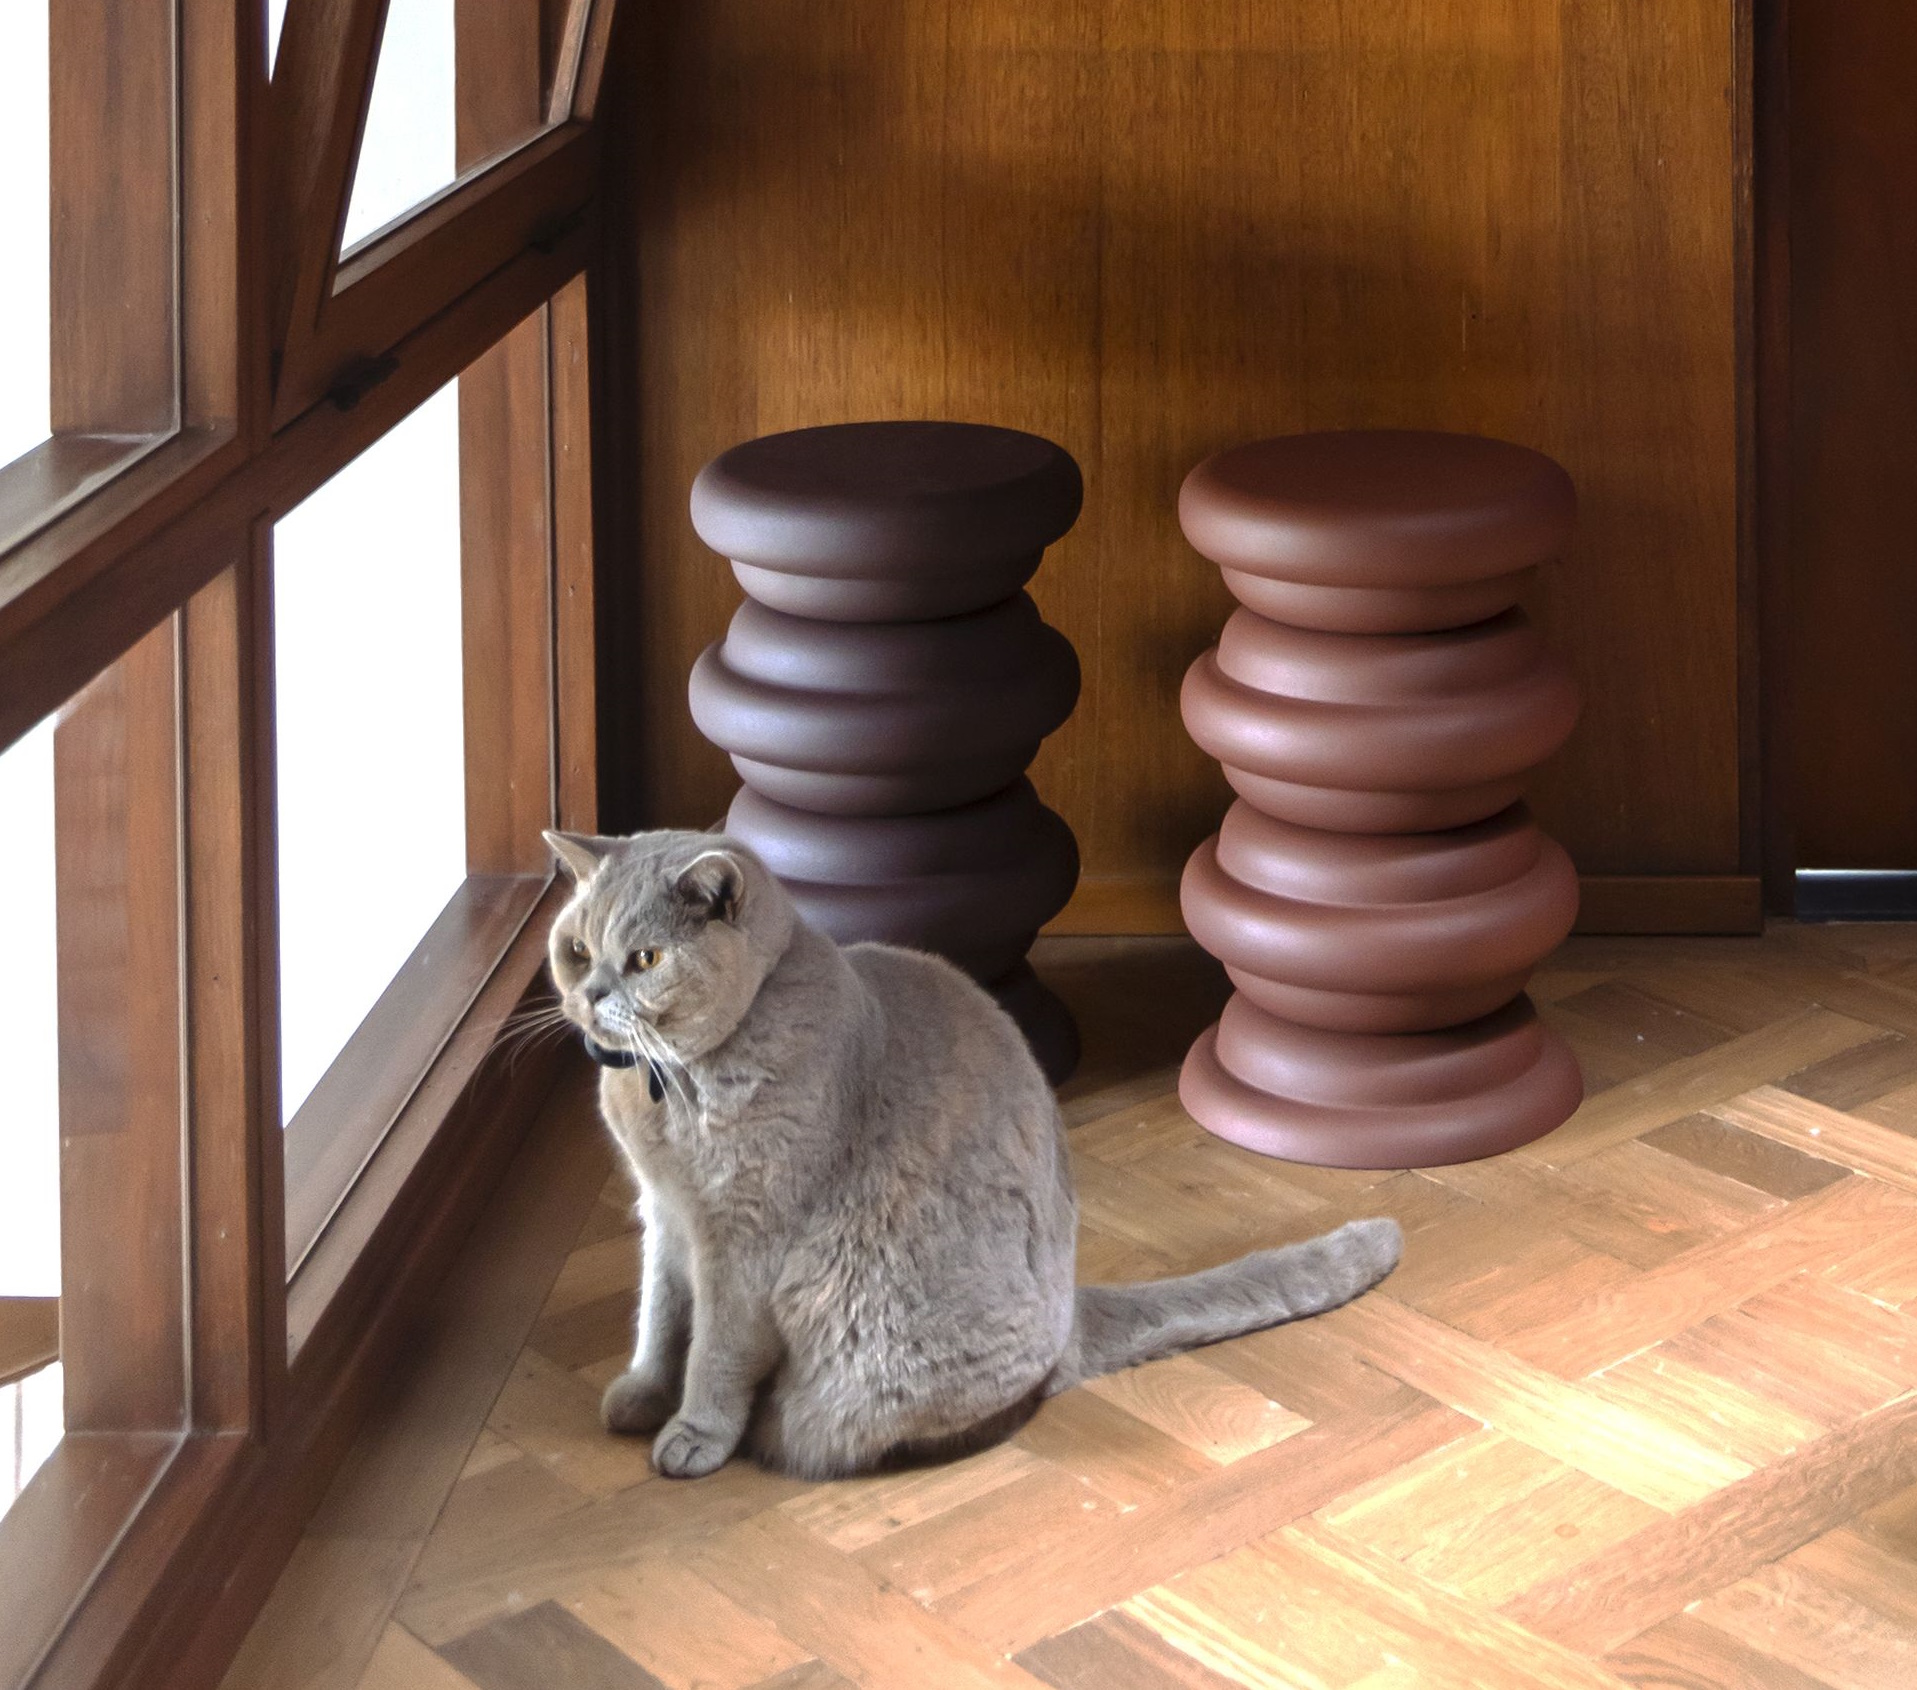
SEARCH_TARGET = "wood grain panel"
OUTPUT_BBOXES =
[53,619,187,1434]
[620,0,1743,904]
[1787,1,1917,869]
[0,1298,59,1389]
[181,547,288,1433]
[460,315,558,877]
[49,0,177,433]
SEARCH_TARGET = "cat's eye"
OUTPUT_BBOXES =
[567,937,590,962]
[628,948,660,972]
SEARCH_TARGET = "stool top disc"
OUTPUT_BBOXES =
[692,421,1082,619]
[1179,429,1575,591]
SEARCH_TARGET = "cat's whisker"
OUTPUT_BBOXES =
[629,1018,698,1117]
[492,1013,577,1074]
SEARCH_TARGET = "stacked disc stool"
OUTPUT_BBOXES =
[688,421,1085,1081]
[1176,430,1585,1167]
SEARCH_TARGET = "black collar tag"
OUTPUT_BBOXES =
[582,1034,667,1102]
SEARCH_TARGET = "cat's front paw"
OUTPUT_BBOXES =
[652,1414,737,1478]
[601,1369,678,1436]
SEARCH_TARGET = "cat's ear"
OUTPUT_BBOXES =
[673,849,746,924]
[543,830,616,882]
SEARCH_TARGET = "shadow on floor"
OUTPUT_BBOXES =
[1034,935,1230,1105]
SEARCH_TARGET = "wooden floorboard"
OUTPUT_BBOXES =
[226,928,1917,1690]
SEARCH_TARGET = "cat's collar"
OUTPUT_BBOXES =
[581,1034,667,1103]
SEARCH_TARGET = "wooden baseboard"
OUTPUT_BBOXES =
[1573,875,1764,935]
[1046,873,1766,939]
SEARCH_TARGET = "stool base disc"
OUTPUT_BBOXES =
[1178,1014,1582,1169]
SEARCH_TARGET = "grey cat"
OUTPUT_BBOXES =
[543,827,1401,1481]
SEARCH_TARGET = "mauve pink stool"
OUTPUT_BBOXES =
[1176,430,1585,1168]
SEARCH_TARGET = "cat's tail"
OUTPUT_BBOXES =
[1046,1217,1402,1395]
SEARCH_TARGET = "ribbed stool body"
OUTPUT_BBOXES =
[688,422,1084,1082]
[1177,431,1585,1167]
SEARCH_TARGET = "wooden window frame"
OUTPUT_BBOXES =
[0,3,622,1687]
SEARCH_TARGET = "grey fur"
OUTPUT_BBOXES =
[544,827,1402,1481]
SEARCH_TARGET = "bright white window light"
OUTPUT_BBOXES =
[0,721,60,1299]
[273,382,467,1124]
[267,0,455,252]
[342,0,457,251]
[0,0,51,466]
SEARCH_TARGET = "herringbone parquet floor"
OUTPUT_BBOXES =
[228,928,1917,1690]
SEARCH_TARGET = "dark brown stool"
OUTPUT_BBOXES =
[688,422,1084,1081]
[1176,430,1585,1166]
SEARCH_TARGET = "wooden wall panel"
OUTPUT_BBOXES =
[1787,2,1917,870]
[619,0,1743,902]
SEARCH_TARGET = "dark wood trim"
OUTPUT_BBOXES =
[280,124,598,425]
[1571,876,1765,936]
[181,0,257,438]
[554,0,621,122]
[1754,0,1795,911]
[0,430,239,717]
[0,1433,184,1688]
[0,438,173,560]
[53,620,189,1434]
[15,1435,244,1690]
[144,1050,579,1690]
[282,875,549,1276]
[1,217,595,759]
[459,0,548,170]
[454,17,568,875]
[460,315,561,877]
[2,0,616,1679]
[180,546,287,1436]
[12,912,573,1690]
[269,1,622,426]
[582,0,649,833]
[1733,0,1764,892]
[50,0,176,435]
[285,886,569,1358]
[268,0,386,408]
[1,0,261,723]
[551,274,600,830]
[0,1301,59,1390]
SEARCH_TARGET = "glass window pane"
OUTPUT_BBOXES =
[2,1362,63,1517]
[342,0,458,250]
[0,722,59,1303]
[337,0,559,256]
[0,0,51,467]
[0,717,61,1519]
[274,382,468,1129]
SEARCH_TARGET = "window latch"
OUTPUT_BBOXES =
[326,354,401,412]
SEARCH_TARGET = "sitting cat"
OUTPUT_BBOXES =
[544,827,1401,1480]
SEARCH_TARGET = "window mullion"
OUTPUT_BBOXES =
[181,532,288,1437]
